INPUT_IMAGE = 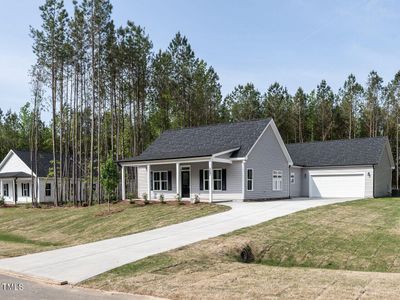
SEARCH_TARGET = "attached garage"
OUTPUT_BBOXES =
[309,173,365,198]
[286,137,394,198]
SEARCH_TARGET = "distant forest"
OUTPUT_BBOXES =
[0,0,399,204]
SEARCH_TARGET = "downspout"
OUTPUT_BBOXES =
[372,165,375,198]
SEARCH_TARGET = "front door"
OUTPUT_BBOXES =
[181,170,190,198]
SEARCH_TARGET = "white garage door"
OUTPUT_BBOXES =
[310,174,365,198]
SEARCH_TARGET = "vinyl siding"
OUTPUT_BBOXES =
[245,126,290,199]
[191,161,243,201]
[289,167,302,197]
[374,144,392,197]
[137,166,148,198]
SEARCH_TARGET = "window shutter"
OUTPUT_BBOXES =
[150,171,153,191]
[168,171,172,190]
[199,169,203,191]
[222,169,227,191]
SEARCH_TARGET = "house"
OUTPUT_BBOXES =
[119,118,394,202]
[0,150,83,204]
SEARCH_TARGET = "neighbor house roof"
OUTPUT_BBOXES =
[12,150,54,177]
[286,136,390,167]
[0,172,31,178]
[119,119,272,162]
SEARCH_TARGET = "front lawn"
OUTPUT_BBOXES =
[82,198,400,299]
[0,201,229,258]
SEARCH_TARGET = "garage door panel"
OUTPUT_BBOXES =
[310,174,365,198]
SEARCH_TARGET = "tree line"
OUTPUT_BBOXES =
[1,0,399,205]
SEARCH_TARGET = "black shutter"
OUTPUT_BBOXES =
[150,171,153,191]
[222,169,227,191]
[199,169,203,191]
[168,171,172,190]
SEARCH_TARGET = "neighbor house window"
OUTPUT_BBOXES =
[272,170,283,191]
[45,183,51,196]
[22,183,30,197]
[213,169,222,191]
[3,184,9,197]
[153,171,168,191]
[247,169,253,191]
[290,172,295,184]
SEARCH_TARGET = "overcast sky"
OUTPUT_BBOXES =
[1,0,399,119]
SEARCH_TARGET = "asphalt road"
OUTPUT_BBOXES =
[0,274,159,300]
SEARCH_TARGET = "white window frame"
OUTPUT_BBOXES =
[153,171,168,191]
[22,183,30,197]
[202,169,222,191]
[213,169,222,191]
[290,172,295,184]
[247,168,254,191]
[272,170,283,191]
[45,183,51,197]
[3,183,9,197]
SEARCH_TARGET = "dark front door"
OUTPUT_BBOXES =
[181,171,190,198]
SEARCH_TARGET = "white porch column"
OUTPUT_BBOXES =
[242,161,246,201]
[147,164,151,199]
[0,179,3,198]
[176,162,180,197]
[209,160,213,203]
[121,165,126,200]
[37,177,40,203]
[13,179,17,204]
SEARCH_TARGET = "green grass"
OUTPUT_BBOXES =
[0,201,229,258]
[82,198,400,295]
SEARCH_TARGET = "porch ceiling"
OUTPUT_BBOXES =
[0,172,32,179]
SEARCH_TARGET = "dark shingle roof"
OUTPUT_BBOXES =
[286,137,389,167]
[120,119,272,162]
[12,150,54,177]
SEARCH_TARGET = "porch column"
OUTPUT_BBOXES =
[37,177,40,203]
[13,178,17,204]
[241,161,246,201]
[121,165,126,200]
[176,162,180,197]
[0,179,3,198]
[209,160,213,203]
[147,164,151,200]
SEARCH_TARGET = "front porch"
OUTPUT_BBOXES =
[0,172,36,204]
[121,157,245,203]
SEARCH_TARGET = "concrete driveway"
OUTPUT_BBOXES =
[0,198,358,284]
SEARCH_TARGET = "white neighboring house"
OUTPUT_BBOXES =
[0,150,80,204]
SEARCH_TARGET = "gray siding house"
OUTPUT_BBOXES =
[119,119,394,202]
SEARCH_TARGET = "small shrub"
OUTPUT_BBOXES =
[192,194,200,204]
[142,193,149,205]
[159,194,165,204]
[175,194,183,205]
